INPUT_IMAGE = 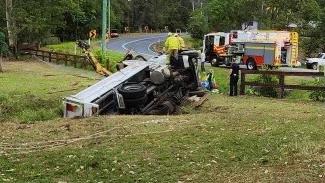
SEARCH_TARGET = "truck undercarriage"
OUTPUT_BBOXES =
[64,44,201,118]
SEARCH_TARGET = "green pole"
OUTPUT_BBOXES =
[108,0,111,38]
[101,0,107,54]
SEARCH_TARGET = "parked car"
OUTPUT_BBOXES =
[110,29,119,38]
[306,53,325,70]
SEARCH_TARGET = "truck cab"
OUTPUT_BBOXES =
[306,53,325,70]
[203,32,231,66]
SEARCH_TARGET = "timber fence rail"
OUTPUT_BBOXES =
[240,70,325,98]
[22,49,90,69]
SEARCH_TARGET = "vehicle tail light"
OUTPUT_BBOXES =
[66,103,78,112]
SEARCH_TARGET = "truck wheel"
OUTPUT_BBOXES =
[118,83,147,99]
[246,58,257,70]
[211,57,219,67]
[312,63,318,70]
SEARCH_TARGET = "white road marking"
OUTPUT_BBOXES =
[121,36,166,57]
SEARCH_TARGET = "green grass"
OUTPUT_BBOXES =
[1,60,325,182]
[45,41,124,72]
[0,60,100,123]
[0,95,324,182]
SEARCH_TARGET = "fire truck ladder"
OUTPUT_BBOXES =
[290,32,299,66]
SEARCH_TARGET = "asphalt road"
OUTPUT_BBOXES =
[107,33,167,60]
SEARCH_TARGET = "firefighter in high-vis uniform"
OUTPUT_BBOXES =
[164,32,180,64]
[176,33,185,52]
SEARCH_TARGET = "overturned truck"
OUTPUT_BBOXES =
[63,51,201,118]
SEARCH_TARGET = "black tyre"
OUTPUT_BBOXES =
[118,83,147,99]
[211,57,219,67]
[246,58,257,70]
[312,63,318,70]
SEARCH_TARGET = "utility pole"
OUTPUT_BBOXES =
[128,0,132,33]
[101,0,107,54]
[108,0,111,40]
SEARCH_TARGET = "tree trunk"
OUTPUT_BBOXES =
[5,0,16,54]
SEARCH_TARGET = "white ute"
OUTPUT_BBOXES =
[306,53,325,70]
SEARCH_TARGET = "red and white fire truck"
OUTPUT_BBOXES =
[203,30,299,70]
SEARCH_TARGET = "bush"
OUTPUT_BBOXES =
[252,75,278,98]
[0,32,9,54]
[93,49,124,73]
[309,78,325,102]
[184,37,203,49]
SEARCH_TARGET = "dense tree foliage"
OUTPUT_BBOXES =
[0,0,323,53]
[189,0,324,53]
[0,0,194,44]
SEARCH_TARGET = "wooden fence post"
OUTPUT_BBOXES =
[278,74,285,98]
[49,52,52,62]
[240,72,246,95]
[56,53,59,63]
[42,51,45,60]
[73,55,77,68]
[65,55,68,66]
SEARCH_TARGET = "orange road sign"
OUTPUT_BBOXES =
[89,30,97,39]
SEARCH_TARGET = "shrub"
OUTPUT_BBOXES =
[309,78,325,102]
[0,32,9,54]
[252,75,278,98]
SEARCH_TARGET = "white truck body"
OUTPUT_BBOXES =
[64,61,151,118]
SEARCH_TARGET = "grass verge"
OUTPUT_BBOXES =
[0,60,99,123]
[0,95,324,182]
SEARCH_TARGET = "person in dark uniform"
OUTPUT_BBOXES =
[229,62,240,96]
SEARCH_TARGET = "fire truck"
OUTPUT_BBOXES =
[203,30,299,70]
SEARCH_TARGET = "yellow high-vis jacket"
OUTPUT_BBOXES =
[165,36,180,51]
[178,36,185,49]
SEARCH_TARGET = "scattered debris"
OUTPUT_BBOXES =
[43,74,56,77]
[193,94,209,108]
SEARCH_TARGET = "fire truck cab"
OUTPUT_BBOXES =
[203,32,231,66]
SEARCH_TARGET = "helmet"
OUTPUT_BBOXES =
[168,32,173,36]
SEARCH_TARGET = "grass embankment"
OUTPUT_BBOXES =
[0,58,317,123]
[0,95,324,182]
[0,60,100,123]
[45,41,124,72]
